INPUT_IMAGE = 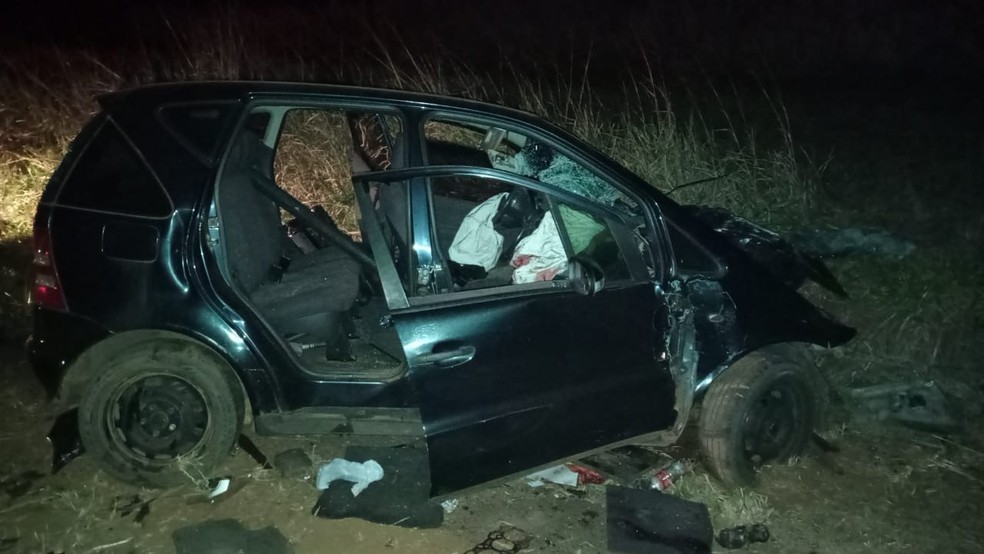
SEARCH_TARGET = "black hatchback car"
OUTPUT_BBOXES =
[28,82,854,495]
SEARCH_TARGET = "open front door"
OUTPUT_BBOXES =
[394,281,679,495]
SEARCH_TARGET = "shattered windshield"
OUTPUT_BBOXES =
[424,117,637,212]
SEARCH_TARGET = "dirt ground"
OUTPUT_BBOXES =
[1,340,983,554]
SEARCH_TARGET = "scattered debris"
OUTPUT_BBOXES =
[207,478,230,500]
[47,408,83,474]
[312,446,442,528]
[315,458,384,496]
[464,524,531,554]
[568,463,607,485]
[640,460,689,491]
[440,498,459,514]
[606,485,712,554]
[526,465,580,487]
[527,463,608,487]
[273,448,312,479]
[172,519,291,554]
[716,523,770,550]
[849,381,961,432]
[187,477,248,505]
[112,495,152,523]
[585,446,667,485]
[237,435,273,470]
[788,227,916,260]
[88,537,133,553]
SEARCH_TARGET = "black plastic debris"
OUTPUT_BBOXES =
[237,435,273,470]
[716,524,770,549]
[464,524,531,554]
[172,519,291,554]
[848,381,961,432]
[48,408,83,474]
[273,448,312,478]
[112,494,152,523]
[311,445,443,528]
[606,485,712,554]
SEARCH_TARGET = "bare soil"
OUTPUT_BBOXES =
[1,340,982,554]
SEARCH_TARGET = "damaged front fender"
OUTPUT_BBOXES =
[686,206,848,298]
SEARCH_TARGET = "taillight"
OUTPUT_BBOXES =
[29,217,67,311]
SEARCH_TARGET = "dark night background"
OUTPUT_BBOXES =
[5,0,984,81]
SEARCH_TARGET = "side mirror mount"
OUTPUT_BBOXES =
[568,257,605,296]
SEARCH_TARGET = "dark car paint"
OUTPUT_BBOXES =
[656,202,856,392]
[394,283,679,494]
[30,82,855,495]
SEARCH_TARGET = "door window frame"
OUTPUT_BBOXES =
[366,164,650,308]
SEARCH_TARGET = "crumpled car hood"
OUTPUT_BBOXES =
[685,205,848,298]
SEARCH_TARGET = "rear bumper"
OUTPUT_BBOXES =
[27,307,109,397]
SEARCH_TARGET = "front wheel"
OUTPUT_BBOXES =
[78,344,241,487]
[698,348,827,486]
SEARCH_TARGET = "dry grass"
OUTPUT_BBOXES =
[273,110,360,232]
[671,470,775,528]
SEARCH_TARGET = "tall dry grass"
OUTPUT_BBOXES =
[1,9,979,396]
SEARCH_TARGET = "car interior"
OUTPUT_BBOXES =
[214,110,405,378]
[212,107,634,377]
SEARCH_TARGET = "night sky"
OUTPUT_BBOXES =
[4,0,983,85]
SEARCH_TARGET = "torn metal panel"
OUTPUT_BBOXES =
[685,279,742,385]
[686,205,848,298]
[48,408,83,473]
[848,381,961,432]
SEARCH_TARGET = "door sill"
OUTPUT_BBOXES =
[255,407,424,437]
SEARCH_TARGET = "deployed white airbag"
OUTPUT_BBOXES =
[510,212,568,283]
[448,192,508,271]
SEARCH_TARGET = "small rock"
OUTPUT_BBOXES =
[491,538,515,552]
[503,528,528,543]
[273,448,312,478]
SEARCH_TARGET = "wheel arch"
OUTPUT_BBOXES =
[57,329,252,423]
[694,341,820,397]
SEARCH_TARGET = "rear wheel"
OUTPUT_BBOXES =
[698,348,826,486]
[78,344,241,487]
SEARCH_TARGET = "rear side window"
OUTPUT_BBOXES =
[56,121,172,218]
[159,102,238,164]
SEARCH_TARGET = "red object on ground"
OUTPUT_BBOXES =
[566,463,606,485]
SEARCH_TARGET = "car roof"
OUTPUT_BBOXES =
[100,80,549,126]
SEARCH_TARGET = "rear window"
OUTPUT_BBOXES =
[159,102,238,164]
[56,121,172,218]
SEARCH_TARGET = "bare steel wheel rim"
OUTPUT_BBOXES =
[741,379,808,468]
[105,374,210,463]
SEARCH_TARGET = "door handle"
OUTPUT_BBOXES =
[414,346,476,369]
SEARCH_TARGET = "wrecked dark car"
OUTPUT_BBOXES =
[27,82,854,494]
